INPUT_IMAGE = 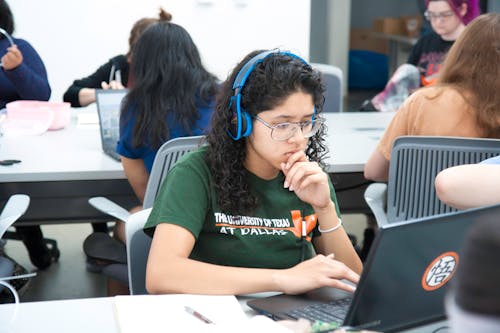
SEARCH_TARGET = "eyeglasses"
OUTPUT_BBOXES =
[424,10,456,21]
[253,115,323,141]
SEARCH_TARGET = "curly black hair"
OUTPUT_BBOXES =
[205,50,327,215]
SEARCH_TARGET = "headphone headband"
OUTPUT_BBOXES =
[0,28,14,47]
[228,50,310,140]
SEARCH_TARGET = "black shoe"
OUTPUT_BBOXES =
[15,226,59,270]
[83,232,127,264]
[358,99,377,112]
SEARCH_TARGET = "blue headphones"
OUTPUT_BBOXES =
[227,50,311,140]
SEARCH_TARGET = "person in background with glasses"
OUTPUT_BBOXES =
[144,50,362,295]
[364,13,500,182]
[359,0,479,112]
[0,0,50,110]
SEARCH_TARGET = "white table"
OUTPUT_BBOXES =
[323,111,394,173]
[0,109,394,223]
[0,110,393,179]
[0,111,123,183]
[0,295,448,333]
[0,107,138,225]
[322,111,394,213]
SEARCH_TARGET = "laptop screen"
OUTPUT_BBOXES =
[248,204,500,332]
[344,204,500,331]
[95,89,127,160]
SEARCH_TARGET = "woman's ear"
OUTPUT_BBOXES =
[459,3,468,17]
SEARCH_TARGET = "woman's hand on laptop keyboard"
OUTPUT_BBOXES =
[274,253,360,295]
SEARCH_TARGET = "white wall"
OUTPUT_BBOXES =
[9,0,310,102]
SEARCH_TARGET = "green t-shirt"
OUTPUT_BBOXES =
[145,147,341,269]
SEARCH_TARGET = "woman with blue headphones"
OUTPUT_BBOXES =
[145,50,362,295]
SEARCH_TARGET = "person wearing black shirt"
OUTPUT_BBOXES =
[63,8,171,107]
[360,0,480,112]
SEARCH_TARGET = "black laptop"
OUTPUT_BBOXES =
[95,89,127,161]
[248,204,500,332]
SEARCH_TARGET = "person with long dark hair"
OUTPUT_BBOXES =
[113,21,218,242]
[144,50,362,295]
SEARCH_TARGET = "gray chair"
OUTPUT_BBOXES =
[0,195,30,288]
[125,208,152,295]
[88,135,205,294]
[311,63,343,113]
[365,136,500,227]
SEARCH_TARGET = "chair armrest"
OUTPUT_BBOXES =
[364,183,388,227]
[0,194,30,239]
[88,197,131,222]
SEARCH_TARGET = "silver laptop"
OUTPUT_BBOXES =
[95,89,127,161]
[248,204,500,332]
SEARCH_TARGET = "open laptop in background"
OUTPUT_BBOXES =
[248,204,500,332]
[95,89,128,161]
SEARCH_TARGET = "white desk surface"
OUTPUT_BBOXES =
[0,109,394,183]
[0,106,123,183]
[323,111,394,173]
[0,297,118,333]
[0,295,447,333]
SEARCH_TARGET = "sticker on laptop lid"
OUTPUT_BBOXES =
[421,251,459,291]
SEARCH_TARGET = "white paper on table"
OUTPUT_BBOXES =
[77,112,99,126]
[114,294,292,333]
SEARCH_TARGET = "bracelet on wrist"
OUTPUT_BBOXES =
[318,218,343,233]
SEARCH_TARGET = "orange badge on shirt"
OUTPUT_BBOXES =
[290,210,317,241]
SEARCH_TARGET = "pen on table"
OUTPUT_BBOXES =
[115,70,122,85]
[184,306,215,324]
[108,64,116,84]
[339,325,363,332]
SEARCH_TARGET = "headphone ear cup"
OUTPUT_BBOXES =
[241,111,252,138]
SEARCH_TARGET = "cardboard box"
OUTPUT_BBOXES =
[402,15,422,37]
[350,28,388,54]
[373,17,405,35]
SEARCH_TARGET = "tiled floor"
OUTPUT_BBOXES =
[3,89,377,303]
[3,223,108,302]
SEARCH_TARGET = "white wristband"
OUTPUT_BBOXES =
[318,219,342,233]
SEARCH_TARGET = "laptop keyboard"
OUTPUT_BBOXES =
[285,297,352,323]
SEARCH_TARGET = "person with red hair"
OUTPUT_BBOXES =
[360,0,480,112]
[365,13,500,182]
